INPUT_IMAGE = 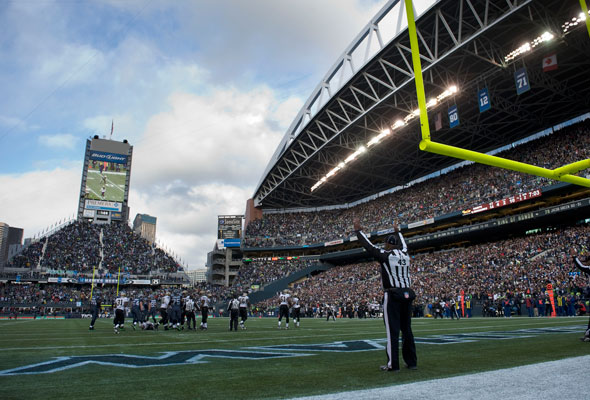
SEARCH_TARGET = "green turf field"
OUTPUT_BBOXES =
[0,316,588,399]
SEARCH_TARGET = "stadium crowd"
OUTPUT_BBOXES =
[253,225,590,317]
[5,220,183,276]
[245,119,590,248]
[1,224,589,320]
[230,260,314,293]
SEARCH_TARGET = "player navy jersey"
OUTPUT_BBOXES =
[355,230,411,289]
[150,299,157,309]
[171,294,182,307]
[90,297,100,307]
[132,298,141,308]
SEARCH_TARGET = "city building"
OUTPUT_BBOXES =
[0,223,24,268]
[133,214,157,244]
[186,269,207,285]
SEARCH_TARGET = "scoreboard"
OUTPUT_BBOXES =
[218,215,243,239]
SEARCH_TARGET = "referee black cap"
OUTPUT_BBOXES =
[385,234,399,246]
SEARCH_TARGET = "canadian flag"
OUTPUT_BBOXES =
[542,53,558,72]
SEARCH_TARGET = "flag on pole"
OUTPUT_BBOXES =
[434,112,442,131]
[542,53,557,72]
[110,120,114,139]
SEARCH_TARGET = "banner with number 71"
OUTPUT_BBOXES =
[514,68,530,95]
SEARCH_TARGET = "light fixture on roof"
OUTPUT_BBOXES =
[310,85,460,192]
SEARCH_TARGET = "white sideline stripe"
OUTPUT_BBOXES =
[293,355,590,400]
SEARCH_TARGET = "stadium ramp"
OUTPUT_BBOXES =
[247,262,332,304]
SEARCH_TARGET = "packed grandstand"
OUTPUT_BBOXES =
[1,0,589,326]
[2,119,589,319]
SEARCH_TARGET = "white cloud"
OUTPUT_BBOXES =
[129,182,253,268]
[0,0,390,269]
[123,85,299,267]
[0,115,30,131]
[132,86,292,188]
[0,168,80,236]
[35,43,104,86]
[38,134,78,149]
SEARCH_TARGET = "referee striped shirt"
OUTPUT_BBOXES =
[356,230,411,289]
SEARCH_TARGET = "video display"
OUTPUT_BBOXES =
[84,157,128,202]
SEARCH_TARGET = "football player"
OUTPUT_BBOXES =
[278,289,293,329]
[238,292,250,330]
[113,291,129,334]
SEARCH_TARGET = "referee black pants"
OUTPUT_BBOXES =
[383,289,417,370]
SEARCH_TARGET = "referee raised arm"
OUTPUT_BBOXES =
[353,217,417,372]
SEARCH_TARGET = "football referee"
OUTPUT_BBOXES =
[571,247,590,342]
[354,217,417,372]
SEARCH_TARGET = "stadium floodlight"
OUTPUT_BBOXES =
[344,153,357,164]
[310,82,462,192]
[504,31,556,62]
[563,9,590,34]
[368,136,380,147]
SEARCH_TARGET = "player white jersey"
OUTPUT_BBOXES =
[292,297,300,309]
[115,297,128,311]
[279,293,291,306]
[200,295,210,308]
[238,295,249,308]
[229,299,240,310]
[185,299,195,312]
[160,295,170,309]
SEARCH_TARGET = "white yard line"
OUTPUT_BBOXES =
[294,355,590,400]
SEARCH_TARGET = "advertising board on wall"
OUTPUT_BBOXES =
[85,200,123,211]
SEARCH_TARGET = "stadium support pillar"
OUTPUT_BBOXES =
[581,0,590,40]
[116,266,121,295]
[404,0,590,188]
[90,266,96,300]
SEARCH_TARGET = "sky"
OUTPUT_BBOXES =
[0,0,389,269]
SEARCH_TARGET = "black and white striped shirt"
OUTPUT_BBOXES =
[356,230,411,289]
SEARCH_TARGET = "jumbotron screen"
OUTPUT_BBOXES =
[85,158,128,202]
[84,143,130,203]
[218,215,243,239]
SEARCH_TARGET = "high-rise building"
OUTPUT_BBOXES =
[133,214,157,244]
[186,269,207,285]
[0,223,24,268]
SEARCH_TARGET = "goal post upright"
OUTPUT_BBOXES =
[403,0,590,188]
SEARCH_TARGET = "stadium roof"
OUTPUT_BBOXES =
[253,0,590,209]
